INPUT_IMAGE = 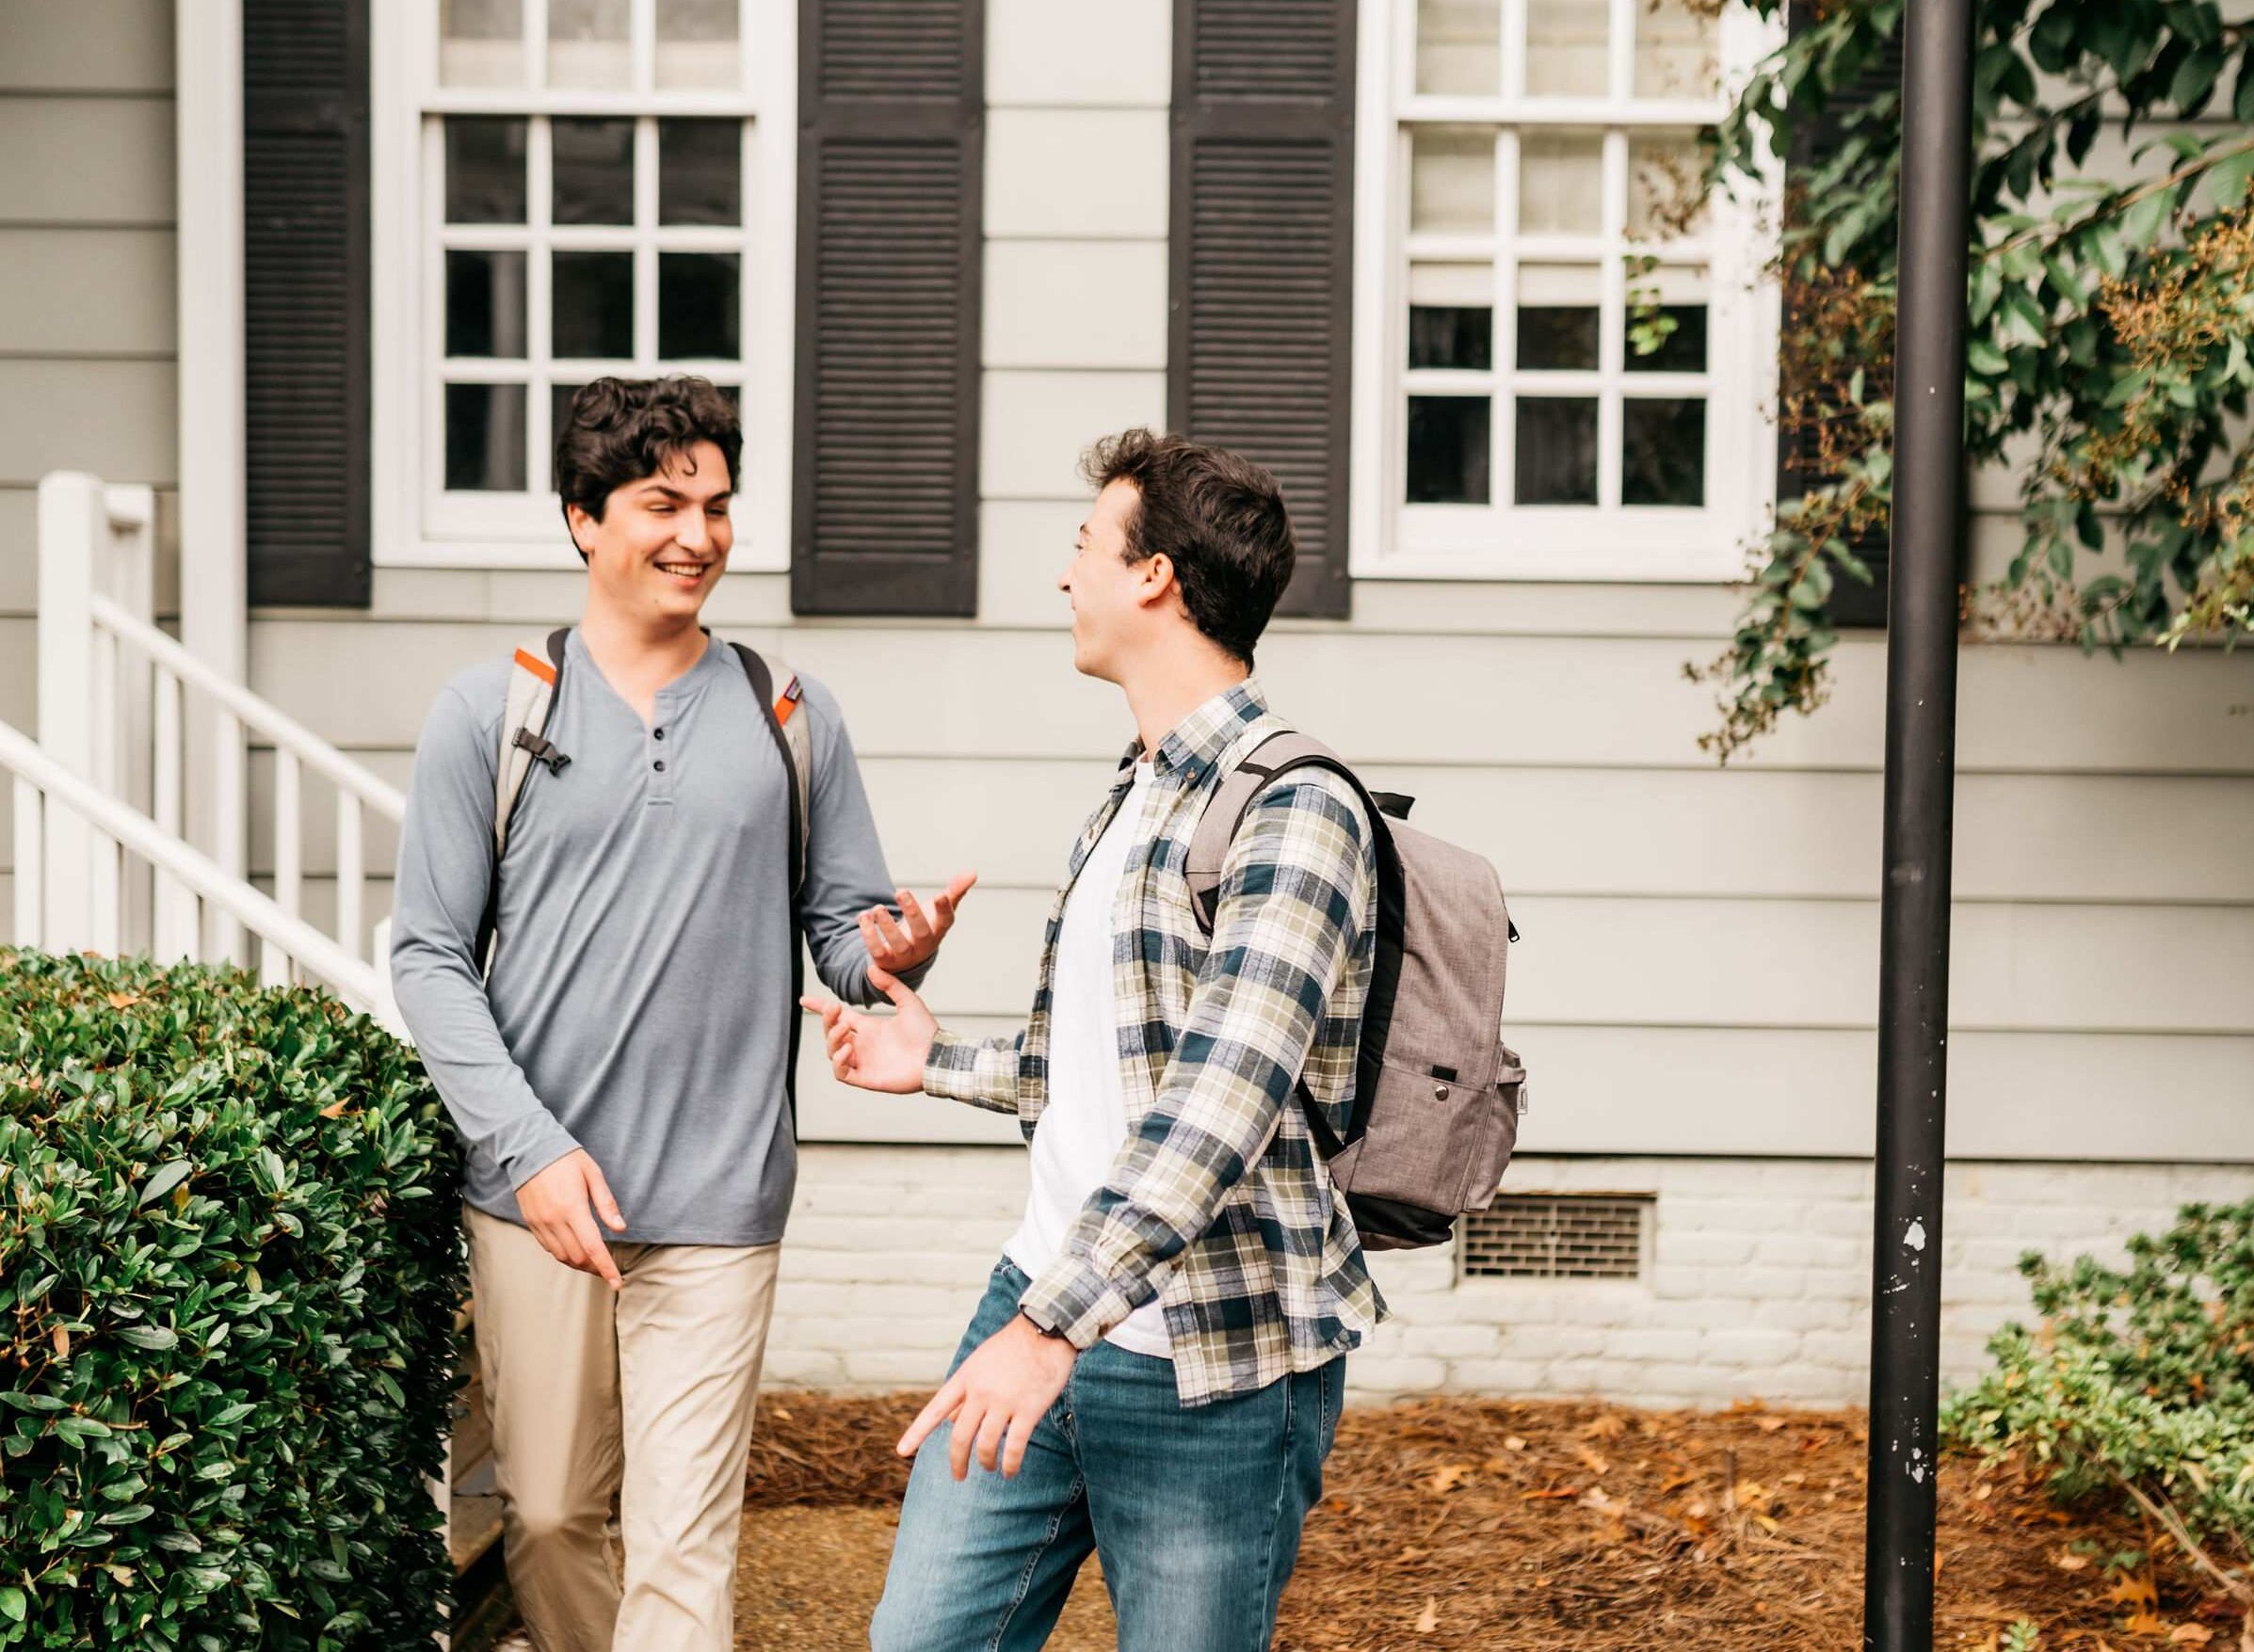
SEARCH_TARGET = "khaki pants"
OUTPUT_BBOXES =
[466,1206,781,1652]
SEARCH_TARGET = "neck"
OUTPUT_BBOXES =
[1117,639,1249,757]
[576,586,709,692]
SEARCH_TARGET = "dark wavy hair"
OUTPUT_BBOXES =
[555,377,741,553]
[1079,428,1296,667]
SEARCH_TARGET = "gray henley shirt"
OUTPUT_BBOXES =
[389,629,912,1246]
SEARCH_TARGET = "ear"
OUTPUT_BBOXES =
[563,501,599,559]
[1131,552,1178,612]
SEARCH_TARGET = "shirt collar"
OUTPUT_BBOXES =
[1117,678,1269,785]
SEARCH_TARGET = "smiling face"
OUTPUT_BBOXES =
[1058,477,1167,682]
[566,439,733,627]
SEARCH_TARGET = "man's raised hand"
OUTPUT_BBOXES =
[799,964,938,1095]
[858,871,977,976]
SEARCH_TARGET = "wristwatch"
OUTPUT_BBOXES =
[1018,1308,1070,1341]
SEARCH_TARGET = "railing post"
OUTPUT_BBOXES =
[105,485,159,954]
[36,473,102,952]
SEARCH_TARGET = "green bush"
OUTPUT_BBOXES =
[1943,1199,2254,1630]
[0,951,463,1650]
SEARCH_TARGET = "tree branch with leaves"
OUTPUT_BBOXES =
[1687,0,2254,762]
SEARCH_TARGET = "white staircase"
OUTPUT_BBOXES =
[6,472,404,1027]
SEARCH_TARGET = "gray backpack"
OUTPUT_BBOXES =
[1186,732,1526,1251]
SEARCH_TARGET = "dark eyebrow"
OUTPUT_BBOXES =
[638,482,731,506]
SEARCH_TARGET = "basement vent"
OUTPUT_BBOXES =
[1457,1195,1654,1282]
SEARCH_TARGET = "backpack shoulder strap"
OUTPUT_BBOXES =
[480,628,570,974]
[730,643,813,896]
[1186,730,1369,936]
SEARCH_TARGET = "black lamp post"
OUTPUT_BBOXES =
[1863,1,1979,1648]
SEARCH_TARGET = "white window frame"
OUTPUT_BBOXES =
[370,0,796,570]
[1349,0,1786,583]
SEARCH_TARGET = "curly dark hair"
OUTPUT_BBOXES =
[555,376,741,552]
[1079,428,1296,667]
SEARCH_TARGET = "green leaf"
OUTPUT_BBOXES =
[0,1587,23,1624]
[2120,189,2173,247]
[2207,145,2254,212]
[2169,42,2224,112]
[2,1391,67,1413]
[137,1161,192,1208]
[1967,338,2010,377]
[117,1324,178,1352]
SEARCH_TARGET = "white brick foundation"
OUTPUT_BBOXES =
[769,1146,2246,1408]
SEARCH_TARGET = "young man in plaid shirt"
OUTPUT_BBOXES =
[803,429,1384,1651]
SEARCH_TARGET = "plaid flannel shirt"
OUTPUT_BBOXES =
[924,679,1386,1406]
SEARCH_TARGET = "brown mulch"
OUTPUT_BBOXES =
[727,1392,2241,1652]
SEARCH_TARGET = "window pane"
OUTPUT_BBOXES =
[1526,0,1609,98]
[446,250,528,358]
[656,0,741,89]
[1410,128,1495,235]
[659,253,741,358]
[446,382,526,491]
[1416,0,1500,95]
[1515,396,1598,505]
[549,0,630,89]
[1622,398,1705,505]
[1634,0,1721,100]
[553,118,636,226]
[1520,133,1603,236]
[1409,263,1493,370]
[1517,262,1600,369]
[1626,303,1707,372]
[445,118,528,224]
[442,0,524,87]
[1628,134,1709,240]
[553,251,634,360]
[1408,397,1491,504]
[659,120,741,225]
[551,382,585,490]
[1410,307,1493,370]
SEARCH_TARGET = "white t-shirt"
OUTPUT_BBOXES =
[1004,759,1171,1358]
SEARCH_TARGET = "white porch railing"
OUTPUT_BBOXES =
[2,718,395,1025]
[29,471,406,994]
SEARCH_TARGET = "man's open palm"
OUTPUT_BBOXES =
[800,964,937,1094]
[859,871,977,976]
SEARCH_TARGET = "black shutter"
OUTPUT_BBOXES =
[791,0,984,617]
[1779,1,1899,629]
[243,0,372,608]
[1169,0,1357,619]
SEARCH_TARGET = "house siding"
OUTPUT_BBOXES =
[0,0,181,920]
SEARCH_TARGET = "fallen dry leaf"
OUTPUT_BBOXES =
[2167,1628,2214,1646]
[319,1099,348,1118]
[2055,1548,2095,1573]
[2111,1574,2162,1610]
[1581,1414,1628,1441]
[1428,1464,1471,1495]
[52,1324,70,1359]
[1503,1435,1527,1452]
[1574,1446,1613,1476]
[105,991,141,1009]
[1756,1416,1789,1433]
[1522,1484,1580,1501]
[1414,1598,1439,1634]
[2125,1610,2170,1637]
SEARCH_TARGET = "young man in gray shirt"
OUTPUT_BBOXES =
[390,376,973,1652]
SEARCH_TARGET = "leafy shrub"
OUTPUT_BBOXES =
[0,951,463,1649]
[1943,1199,2254,1634]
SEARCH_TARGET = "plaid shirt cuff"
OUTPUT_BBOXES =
[923,1028,1019,1112]
[1017,1255,1141,1352]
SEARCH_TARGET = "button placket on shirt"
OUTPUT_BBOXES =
[646,689,681,804]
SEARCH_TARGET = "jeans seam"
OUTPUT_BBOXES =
[1249,1378,1295,1650]
[986,1473,1085,1652]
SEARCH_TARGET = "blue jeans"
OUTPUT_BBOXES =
[871,1259,1345,1652]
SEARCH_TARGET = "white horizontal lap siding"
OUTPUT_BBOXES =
[0,5,182,879]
